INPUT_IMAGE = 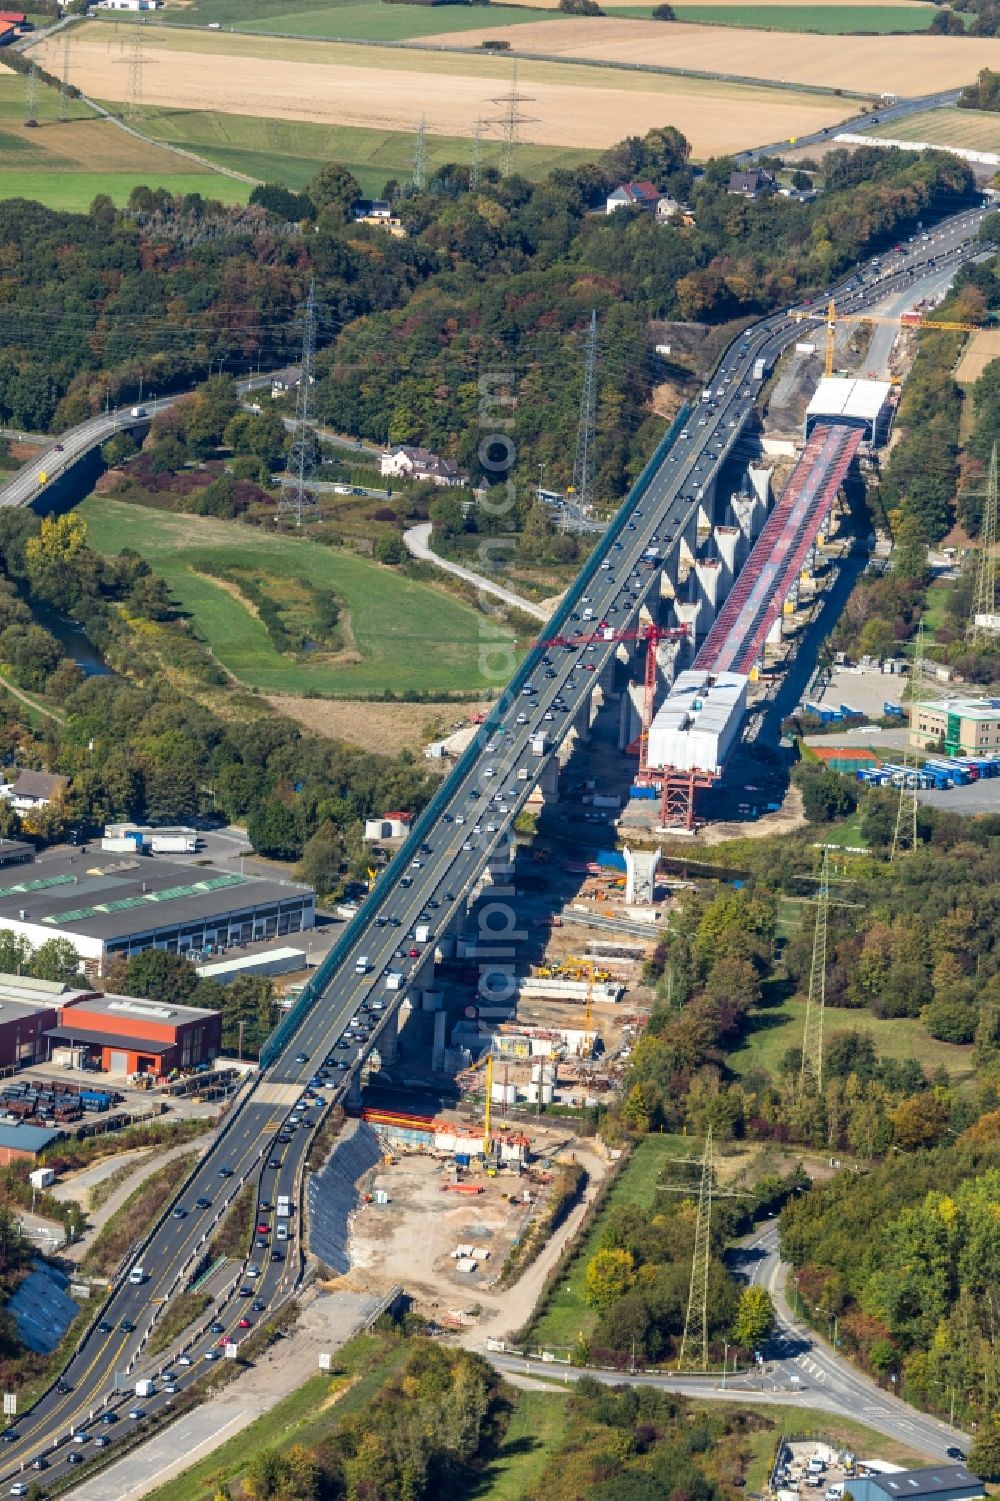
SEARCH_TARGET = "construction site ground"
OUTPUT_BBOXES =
[341,1132,610,1341]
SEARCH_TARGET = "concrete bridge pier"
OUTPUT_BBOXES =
[714,525,741,587]
[694,558,723,632]
[748,463,773,510]
[346,1068,363,1109]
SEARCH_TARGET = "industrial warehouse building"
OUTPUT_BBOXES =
[845,1467,983,1501]
[0,974,63,1067]
[804,377,893,444]
[911,695,1000,755]
[0,1123,59,1165]
[0,854,315,977]
[46,992,222,1076]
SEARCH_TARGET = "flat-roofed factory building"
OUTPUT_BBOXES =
[0,854,315,979]
[47,993,222,1076]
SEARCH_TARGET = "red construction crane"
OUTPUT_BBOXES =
[538,622,688,774]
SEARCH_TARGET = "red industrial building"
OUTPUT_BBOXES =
[49,993,221,1077]
[0,997,60,1068]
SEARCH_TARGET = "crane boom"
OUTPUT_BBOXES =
[793,298,983,377]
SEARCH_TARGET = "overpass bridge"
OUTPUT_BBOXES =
[0,202,989,1490]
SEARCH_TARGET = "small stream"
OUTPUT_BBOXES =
[32,602,109,677]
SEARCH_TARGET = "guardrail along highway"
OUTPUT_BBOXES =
[0,201,990,1488]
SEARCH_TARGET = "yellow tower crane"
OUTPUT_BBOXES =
[483,1053,493,1159]
[796,298,984,379]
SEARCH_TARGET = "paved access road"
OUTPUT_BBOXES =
[488,1223,966,1460]
[0,370,296,512]
[735,1225,969,1458]
[0,203,990,1492]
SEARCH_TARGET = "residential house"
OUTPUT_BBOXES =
[727,168,776,199]
[1,770,70,815]
[605,181,661,215]
[0,10,26,41]
[380,445,465,488]
[655,196,696,226]
[351,199,406,236]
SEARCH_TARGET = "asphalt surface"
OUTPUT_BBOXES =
[0,370,296,512]
[0,202,990,1492]
[738,89,963,163]
[487,1223,968,1459]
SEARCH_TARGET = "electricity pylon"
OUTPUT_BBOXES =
[487,62,536,177]
[58,32,72,122]
[277,281,318,526]
[125,21,143,122]
[470,116,483,192]
[678,1125,714,1371]
[569,310,598,527]
[891,620,926,860]
[967,442,998,647]
[800,850,830,1091]
[24,60,38,128]
[412,116,427,192]
[658,1129,751,1371]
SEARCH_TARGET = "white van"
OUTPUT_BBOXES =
[807,1458,826,1476]
[826,1486,845,1501]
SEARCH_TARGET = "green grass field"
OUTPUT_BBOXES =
[156,0,560,37]
[0,65,249,208]
[474,1389,570,1500]
[532,1136,695,1353]
[79,496,491,696]
[729,990,977,1087]
[136,107,594,196]
[0,169,248,210]
[861,105,999,151]
[238,1,557,40]
[635,2,940,28]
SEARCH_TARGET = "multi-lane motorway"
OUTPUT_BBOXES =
[0,200,991,1491]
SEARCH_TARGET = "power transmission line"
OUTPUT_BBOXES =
[277,281,318,526]
[125,21,143,122]
[678,1125,713,1371]
[967,441,999,647]
[800,849,830,1092]
[470,116,483,193]
[569,310,598,527]
[58,32,72,123]
[24,60,38,128]
[892,618,926,860]
[657,1130,751,1372]
[487,62,536,177]
[412,115,427,192]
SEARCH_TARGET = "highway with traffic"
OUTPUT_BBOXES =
[0,198,991,1492]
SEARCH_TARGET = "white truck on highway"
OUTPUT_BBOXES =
[355,955,369,975]
[134,1379,155,1398]
[276,1194,292,1219]
[128,1264,147,1285]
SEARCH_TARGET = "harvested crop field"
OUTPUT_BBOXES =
[0,63,246,206]
[265,694,492,753]
[36,25,851,157]
[427,17,999,95]
[955,329,1000,385]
